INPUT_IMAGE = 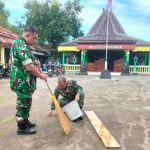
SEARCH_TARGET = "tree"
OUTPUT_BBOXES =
[0,1,22,34]
[64,0,84,39]
[8,23,23,35]
[0,1,9,27]
[23,0,84,48]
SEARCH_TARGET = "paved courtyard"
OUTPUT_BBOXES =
[0,74,150,150]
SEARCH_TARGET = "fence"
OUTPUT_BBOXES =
[64,64,80,72]
[129,65,150,73]
[64,64,150,73]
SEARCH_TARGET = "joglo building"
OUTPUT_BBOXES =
[58,9,150,74]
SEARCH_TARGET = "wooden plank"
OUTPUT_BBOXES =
[85,111,120,148]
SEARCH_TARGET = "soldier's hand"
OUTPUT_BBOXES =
[41,74,47,81]
[47,109,52,117]
[75,94,80,101]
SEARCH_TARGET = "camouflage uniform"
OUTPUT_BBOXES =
[10,36,36,128]
[51,80,84,109]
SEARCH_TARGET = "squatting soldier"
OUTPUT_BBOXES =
[48,76,84,120]
[10,26,47,135]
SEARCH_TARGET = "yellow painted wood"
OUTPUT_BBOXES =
[85,111,120,148]
[58,46,79,51]
[134,46,150,52]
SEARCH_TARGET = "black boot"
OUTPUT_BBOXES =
[73,116,84,122]
[17,127,36,135]
[78,116,84,120]
[27,120,36,128]
[17,122,36,135]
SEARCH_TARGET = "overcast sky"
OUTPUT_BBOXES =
[2,0,150,41]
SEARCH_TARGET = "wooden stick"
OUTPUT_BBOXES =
[46,81,72,135]
[85,111,120,148]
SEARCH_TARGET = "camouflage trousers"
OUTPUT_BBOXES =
[15,86,34,126]
[58,94,85,109]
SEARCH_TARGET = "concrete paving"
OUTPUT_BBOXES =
[0,74,150,150]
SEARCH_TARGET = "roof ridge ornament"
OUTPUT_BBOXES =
[106,0,112,12]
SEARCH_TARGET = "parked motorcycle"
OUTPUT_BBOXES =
[4,67,10,77]
[48,64,65,77]
[61,65,65,75]
[0,64,10,79]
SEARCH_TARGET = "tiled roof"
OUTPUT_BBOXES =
[31,47,49,56]
[131,37,150,46]
[59,9,150,47]
[78,10,136,44]
[0,26,18,45]
[60,40,78,46]
[31,45,49,53]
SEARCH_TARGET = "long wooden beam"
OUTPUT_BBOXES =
[85,111,120,148]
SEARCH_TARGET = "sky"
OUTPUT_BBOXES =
[2,0,150,41]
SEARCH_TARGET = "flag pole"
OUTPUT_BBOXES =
[105,9,109,70]
[100,0,112,79]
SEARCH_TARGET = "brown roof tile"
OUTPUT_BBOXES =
[78,10,136,44]
[60,9,150,47]
[0,26,18,45]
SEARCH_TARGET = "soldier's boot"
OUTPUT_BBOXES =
[27,120,36,128]
[78,116,84,120]
[17,123,36,135]
[72,115,84,122]
[17,127,36,135]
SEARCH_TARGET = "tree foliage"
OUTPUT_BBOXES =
[0,0,22,34]
[64,0,84,39]
[8,24,23,35]
[0,1,9,27]
[24,0,84,48]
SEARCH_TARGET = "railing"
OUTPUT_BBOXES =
[129,65,150,73]
[64,65,150,73]
[64,64,80,72]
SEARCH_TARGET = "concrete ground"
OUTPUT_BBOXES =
[0,74,150,150]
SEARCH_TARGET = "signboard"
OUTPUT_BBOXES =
[76,44,135,50]
[58,46,79,51]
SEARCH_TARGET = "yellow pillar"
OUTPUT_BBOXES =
[0,45,1,63]
[0,46,5,66]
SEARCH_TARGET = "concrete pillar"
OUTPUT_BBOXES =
[148,52,150,72]
[81,50,84,63]
[0,46,1,63]
[124,50,130,64]
[0,46,5,65]
[81,50,87,63]
[144,54,147,65]
[83,52,85,63]
[62,52,65,64]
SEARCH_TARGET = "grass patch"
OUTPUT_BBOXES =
[0,128,12,136]
[0,116,15,124]
[0,96,6,102]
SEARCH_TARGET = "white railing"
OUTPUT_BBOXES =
[129,65,150,73]
[64,64,80,72]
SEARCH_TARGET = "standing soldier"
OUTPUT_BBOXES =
[10,26,47,135]
[48,76,84,120]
